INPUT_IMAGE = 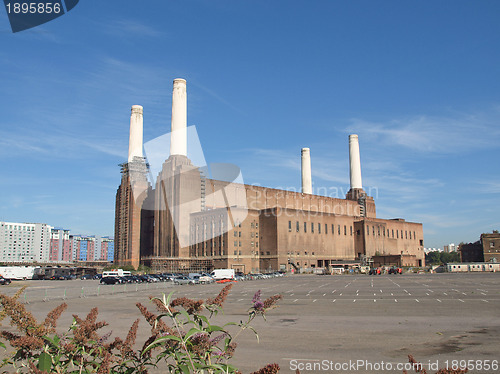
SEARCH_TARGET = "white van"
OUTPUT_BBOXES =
[210,269,235,280]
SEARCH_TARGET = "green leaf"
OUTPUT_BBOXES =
[207,324,224,332]
[185,327,202,340]
[178,363,191,374]
[38,352,52,372]
[142,335,182,354]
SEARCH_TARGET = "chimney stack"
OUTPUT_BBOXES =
[349,134,363,190]
[128,105,143,162]
[301,147,312,194]
[170,78,187,156]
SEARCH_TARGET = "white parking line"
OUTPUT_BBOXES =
[481,292,487,295]
[353,299,356,303]
[313,299,317,303]
[443,292,448,295]
[339,293,343,296]
[332,299,336,303]
[426,293,429,296]
[436,299,441,302]
[293,299,298,303]
[394,299,398,302]
[482,299,489,303]
[332,290,336,294]
[373,299,376,302]
[415,299,419,303]
[458,299,465,303]
[290,293,294,296]
[323,293,326,296]
[427,289,434,293]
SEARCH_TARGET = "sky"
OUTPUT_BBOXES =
[0,1,499,249]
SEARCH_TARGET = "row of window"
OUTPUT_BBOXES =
[288,221,352,236]
[233,241,259,247]
[367,225,417,240]
[234,231,259,238]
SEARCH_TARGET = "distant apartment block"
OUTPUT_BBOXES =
[50,228,72,262]
[0,221,51,262]
[1,221,113,264]
[71,235,114,262]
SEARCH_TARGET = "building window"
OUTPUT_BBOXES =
[401,230,403,239]
[311,223,314,233]
[413,231,416,239]
[256,241,259,247]
[344,225,347,235]
[234,231,237,237]
[325,224,328,234]
[251,222,254,228]
[304,222,307,233]
[318,223,321,234]
[331,224,334,234]
[409,231,411,239]
[239,241,242,247]
[234,250,237,255]
[234,241,237,246]
[367,226,369,236]
[238,232,241,237]
[377,227,380,236]
[490,242,495,248]
[392,229,394,238]
[296,221,300,232]
[288,221,292,232]
[405,231,407,239]
[373,226,375,236]
[338,225,340,235]
[350,226,353,236]
[397,231,399,239]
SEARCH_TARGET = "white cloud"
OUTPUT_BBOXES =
[345,109,500,153]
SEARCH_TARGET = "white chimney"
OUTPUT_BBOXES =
[170,78,187,156]
[128,105,143,162]
[349,134,363,189]
[301,147,312,194]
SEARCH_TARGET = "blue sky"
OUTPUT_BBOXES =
[1,1,499,248]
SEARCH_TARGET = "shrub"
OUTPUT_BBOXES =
[0,284,282,373]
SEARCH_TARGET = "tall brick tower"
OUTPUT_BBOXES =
[114,105,151,269]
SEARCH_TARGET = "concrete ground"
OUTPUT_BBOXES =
[0,273,499,374]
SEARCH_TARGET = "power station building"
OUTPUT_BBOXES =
[114,79,425,273]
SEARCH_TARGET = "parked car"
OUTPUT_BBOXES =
[388,267,402,274]
[80,274,93,280]
[174,275,196,285]
[198,275,214,284]
[100,276,121,285]
[0,276,11,285]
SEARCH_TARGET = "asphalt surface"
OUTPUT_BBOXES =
[1,273,499,374]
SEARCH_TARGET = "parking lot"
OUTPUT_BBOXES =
[1,273,499,373]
